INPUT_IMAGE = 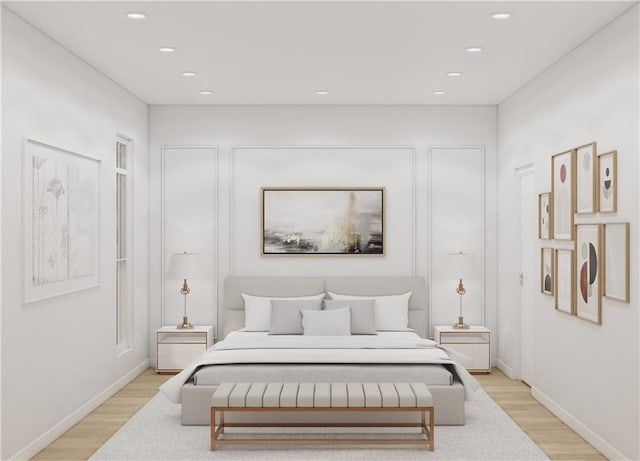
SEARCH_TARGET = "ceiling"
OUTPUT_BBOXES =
[5,1,635,105]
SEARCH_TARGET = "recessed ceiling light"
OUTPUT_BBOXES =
[447,72,463,77]
[433,90,446,95]
[181,72,197,77]
[491,12,512,20]
[126,12,147,20]
[316,90,329,95]
[157,47,176,53]
[465,47,484,53]
[199,90,213,95]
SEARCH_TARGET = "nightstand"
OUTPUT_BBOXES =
[433,325,491,374]
[156,325,214,373]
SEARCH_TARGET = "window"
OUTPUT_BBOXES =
[116,137,132,353]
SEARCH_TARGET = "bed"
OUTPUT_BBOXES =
[160,276,477,426]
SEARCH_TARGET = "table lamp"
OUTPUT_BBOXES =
[167,251,203,329]
[448,251,473,329]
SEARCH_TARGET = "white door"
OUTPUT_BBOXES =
[517,166,536,385]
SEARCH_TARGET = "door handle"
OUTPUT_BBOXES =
[519,273,524,287]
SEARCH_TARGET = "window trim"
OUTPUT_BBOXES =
[116,136,134,355]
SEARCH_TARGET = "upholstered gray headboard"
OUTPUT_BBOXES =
[222,276,427,338]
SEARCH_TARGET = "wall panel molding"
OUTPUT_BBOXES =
[161,146,218,328]
[428,146,485,336]
[230,146,417,277]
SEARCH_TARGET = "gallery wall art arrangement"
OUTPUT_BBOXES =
[22,138,101,303]
[539,142,629,325]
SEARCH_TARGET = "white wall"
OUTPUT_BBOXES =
[1,9,149,459]
[149,105,498,354]
[430,147,485,327]
[497,6,639,460]
[162,147,217,328]
[232,146,416,276]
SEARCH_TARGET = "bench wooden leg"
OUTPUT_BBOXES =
[211,408,227,451]
[429,407,435,451]
[210,408,216,451]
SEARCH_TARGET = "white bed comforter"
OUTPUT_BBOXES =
[160,330,480,403]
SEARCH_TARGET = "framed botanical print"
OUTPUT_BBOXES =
[575,142,596,214]
[554,249,575,315]
[603,222,629,302]
[575,224,602,324]
[551,149,575,240]
[538,192,553,240]
[23,137,101,303]
[540,247,554,296]
[598,151,617,213]
[261,187,384,255]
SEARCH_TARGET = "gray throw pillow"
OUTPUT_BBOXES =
[269,300,323,335]
[324,299,377,335]
[301,307,351,336]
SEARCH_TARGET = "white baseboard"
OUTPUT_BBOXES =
[532,386,630,461]
[9,359,150,461]
[496,359,517,379]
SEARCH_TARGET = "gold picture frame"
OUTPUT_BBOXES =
[538,192,553,240]
[554,248,575,315]
[603,222,629,303]
[575,142,597,215]
[261,187,385,256]
[575,224,602,325]
[541,248,554,296]
[551,149,576,240]
[597,150,617,213]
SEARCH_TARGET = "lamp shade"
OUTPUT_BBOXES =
[447,251,475,280]
[167,252,203,280]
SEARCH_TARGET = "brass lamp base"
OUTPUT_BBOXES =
[177,316,194,329]
[452,316,469,329]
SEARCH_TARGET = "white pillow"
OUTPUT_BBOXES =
[301,307,351,336]
[241,293,325,331]
[327,291,412,331]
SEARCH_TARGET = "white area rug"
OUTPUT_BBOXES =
[91,389,548,461]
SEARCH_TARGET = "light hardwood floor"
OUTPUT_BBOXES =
[32,368,606,461]
[475,370,606,461]
[32,369,170,461]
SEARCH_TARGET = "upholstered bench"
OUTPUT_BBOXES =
[210,382,434,451]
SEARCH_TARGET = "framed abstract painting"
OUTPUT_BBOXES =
[538,192,553,240]
[603,222,629,302]
[598,151,617,213]
[540,247,554,296]
[551,149,575,240]
[575,224,602,324]
[554,248,575,315]
[575,142,596,214]
[261,187,384,255]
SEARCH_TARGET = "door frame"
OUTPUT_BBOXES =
[514,163,535,381]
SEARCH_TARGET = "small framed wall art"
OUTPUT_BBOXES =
[551,149,575,240]
[603,222,629,302]
[575,142,596,214]
[538,192,553,240]
[554,249,575,315]
[575,224,602,325]
[261,187,384,255]
[540,247,554,296]
[598,150,617,213]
